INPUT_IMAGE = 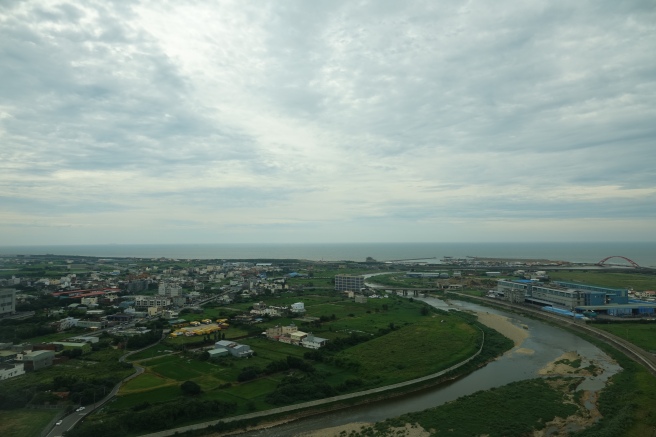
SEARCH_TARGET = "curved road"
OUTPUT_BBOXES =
[44,335,162,437]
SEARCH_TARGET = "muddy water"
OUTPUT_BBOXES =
[237,298,620,436]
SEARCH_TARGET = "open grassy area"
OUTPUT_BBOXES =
[125,343,176,361]
[549,270,656,292]
[0,409,60,437]
[592,322,656,352]
[339,315,480,384]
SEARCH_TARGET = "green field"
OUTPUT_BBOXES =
[125,344,176,361]
[339,316,480,384]
[593,323,656,352]
[0,409,60,437]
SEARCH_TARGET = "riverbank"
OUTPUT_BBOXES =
[474,311,529,348]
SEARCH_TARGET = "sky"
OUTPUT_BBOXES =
[1,0,655,245]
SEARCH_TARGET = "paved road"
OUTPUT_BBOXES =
[43,335,162,437]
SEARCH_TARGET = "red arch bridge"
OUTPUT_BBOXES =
[596,256,640,268]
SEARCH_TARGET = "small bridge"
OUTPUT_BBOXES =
[596,256,640,268]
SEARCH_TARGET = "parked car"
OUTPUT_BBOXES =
[55,420,63,425]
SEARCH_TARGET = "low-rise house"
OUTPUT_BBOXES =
[0,362,25,380]
[291,302,305,314]
[50,342,91,354]
[18,350,55,371]
[214,340,254,358]
[207,348,229,359]
[301,333,329,349]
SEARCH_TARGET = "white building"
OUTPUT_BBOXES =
[158,282,181,297]
[134,295,172,308]
[0,362,25,380]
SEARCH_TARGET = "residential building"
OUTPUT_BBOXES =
[18,350,55,371]
[334,274,364,292]
[0,289,16,317]
[134,295,172,308]
[0,362,25,380]
[158,282,181,298]
[301,333,328,349]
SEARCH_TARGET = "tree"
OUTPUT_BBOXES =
[180,381,201,396]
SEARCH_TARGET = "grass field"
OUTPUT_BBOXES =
[125,344,176,361]
[0,409,60,437]
[338,315,480,384]
[593,323,656,352]
[121,373,173,392]
[549,271,656,292]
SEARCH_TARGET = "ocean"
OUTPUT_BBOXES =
[0,242,655,268]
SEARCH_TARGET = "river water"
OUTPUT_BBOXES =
[237,297,621,436]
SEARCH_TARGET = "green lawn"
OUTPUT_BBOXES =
[0,409,60,437]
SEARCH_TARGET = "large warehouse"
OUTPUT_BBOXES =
[496,279,656,317]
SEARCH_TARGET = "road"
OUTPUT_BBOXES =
[43,335,160,437]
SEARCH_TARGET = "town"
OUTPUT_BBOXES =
[1,253,656,437]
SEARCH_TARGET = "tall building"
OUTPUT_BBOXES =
[334,274,364,292]
[158,282,181,297]
[0,289,16,317]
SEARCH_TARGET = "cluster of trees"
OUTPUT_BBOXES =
[123,329,162,350]
[0,317,57,341]
[51,375,118,405]
[236,355,316,382]
[265,374,338,405]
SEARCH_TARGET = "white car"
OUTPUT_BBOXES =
[76,406,85,412]
[55,420,63,425]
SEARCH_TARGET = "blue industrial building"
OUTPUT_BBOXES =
[496,279,656,317]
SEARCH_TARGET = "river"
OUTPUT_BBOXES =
[236,297,621,436]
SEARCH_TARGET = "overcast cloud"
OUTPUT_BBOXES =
[1,0,655,245]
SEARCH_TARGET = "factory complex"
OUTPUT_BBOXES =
[496,279,656,318]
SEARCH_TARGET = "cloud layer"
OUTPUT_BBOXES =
[1,0,655,244]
